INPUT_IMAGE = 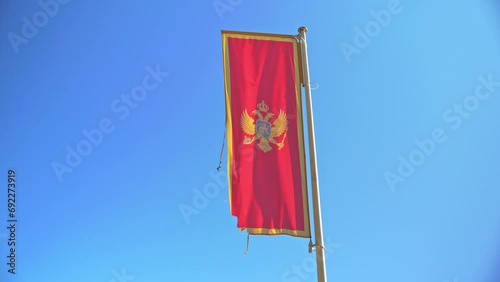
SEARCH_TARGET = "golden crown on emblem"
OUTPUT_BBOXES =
[257,100,269,112]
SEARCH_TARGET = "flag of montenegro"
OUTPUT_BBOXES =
[222,30,310,238]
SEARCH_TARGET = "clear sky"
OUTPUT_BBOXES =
[1,1,500,282]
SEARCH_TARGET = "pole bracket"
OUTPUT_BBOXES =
[308,240,326,253]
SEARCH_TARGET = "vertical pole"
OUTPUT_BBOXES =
[298,26,327,282]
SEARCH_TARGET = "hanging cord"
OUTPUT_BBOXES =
[244,233,250,255]
[302,82,320,90]
[310,82,320,90]
[217,125,227,171]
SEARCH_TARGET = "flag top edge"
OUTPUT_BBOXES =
[221,30,298,41]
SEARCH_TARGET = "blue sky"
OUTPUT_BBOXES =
[1,1,500,282]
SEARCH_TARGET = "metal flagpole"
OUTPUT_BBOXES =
[297,26,327,282]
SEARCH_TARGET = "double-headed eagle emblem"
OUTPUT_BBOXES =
[240,100,288,153]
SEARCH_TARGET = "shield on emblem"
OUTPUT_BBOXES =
[256,120,271,138]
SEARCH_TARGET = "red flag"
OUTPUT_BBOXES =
[222,31,310,237]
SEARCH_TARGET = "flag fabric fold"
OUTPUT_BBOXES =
[222,30,310,238]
